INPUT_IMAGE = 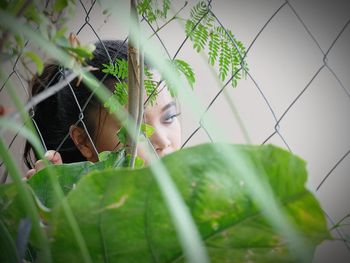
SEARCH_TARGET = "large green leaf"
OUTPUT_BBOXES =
[48,143,330,262]
[27,150,125,208]
[0,150,125,261]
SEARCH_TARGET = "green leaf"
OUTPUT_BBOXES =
[141,123,155,138]
[53,27,67,42]
[14,34,24,49]
[47,143,329,262]
[144,67,157,105]
[137,0,152,15]
[0,183,45,248]
[24,150,125,208]
[173,59,195,88]
[137,0,170,23]
[116,58,128,79]
[185,20,195,40]
[24,3,42,24]
[134,156,145,168]
[24,51,44,75]
[27,162,94,208]
[103,95,118,113]
[54,0,68,12]
[123,154,145,168]
[101,59,128,80]
[117,126,127,145]
[104,82,128,113]
[189,1,208,22]
[64,45,95,60]
[193,24,208,52]
[208,31,220,65]
[162,0,170,18]
[98,151,111,162]
[219,40,230,81]
[114,82,128,105]
[185,1,249,88]
[0,199,20,263]
[97,150,126,169]
[101,62,114,74]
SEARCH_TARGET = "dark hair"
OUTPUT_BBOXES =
[24,40,128,168]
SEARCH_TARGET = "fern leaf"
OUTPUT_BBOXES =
[162,0,170,18]
[190,1,208,22]
[144,67,157,105]
[101,62,114,75]
[173,59,196,88]
[137,0,170,22]
[114,82,128,105]
[231,78,238,88]
[185,1,249,88]
[202,9,214,27]
[137,0,152,15]
[185,20,195,40]
[208,31,220,65]
[137,0,157,23]
[193,24,208,52]
[104,95,118,114]
[231,65,240,88]
[230,45,241,88]
[219,40,231,81]
[116,59,128,80]
[147,8,157,23]
[104,82,127,113]
[139,0,150,11]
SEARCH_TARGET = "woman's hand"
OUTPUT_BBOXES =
[25,150,63,179]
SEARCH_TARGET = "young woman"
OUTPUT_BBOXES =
[24,40,182,177]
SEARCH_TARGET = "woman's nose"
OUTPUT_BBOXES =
[150,129,171,155]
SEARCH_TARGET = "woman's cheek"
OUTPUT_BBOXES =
[170,120,182,151]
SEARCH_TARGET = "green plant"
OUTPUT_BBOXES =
[185,1,248,87]
[0,144,330,262]
[0,1,333,263]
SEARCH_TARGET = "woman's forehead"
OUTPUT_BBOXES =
[145,87,175,115]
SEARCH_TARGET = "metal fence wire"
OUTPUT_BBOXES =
[0,0,349,261]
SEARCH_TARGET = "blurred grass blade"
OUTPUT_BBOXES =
[0,220,19,263]
[16,219,32,261]
[0,138,52,262]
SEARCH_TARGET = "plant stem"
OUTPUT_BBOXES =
[127,0,141,167]
[130,47,144,166]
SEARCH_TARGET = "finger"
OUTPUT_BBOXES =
[44,150,63,165]
[26,169,36,179]
[34,160,46,172]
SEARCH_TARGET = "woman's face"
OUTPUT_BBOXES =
[90,86,182,163]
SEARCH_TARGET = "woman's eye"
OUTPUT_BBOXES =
[163,112,181,124]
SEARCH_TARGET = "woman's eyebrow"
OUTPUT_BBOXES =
[161,101,176,112]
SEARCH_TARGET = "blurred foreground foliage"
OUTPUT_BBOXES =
[0,143,330,262]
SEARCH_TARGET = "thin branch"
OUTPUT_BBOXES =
[148,1,188,39]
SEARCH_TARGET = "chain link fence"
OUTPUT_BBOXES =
[0,0,349,262]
